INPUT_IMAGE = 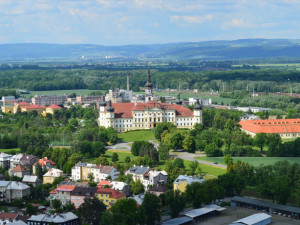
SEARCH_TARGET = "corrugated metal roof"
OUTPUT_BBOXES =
[162,216,193,225]
[232,213,271,225]
[232,196,300,214]
[184,204,226,218]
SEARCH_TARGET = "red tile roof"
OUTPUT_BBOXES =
[97,181,111,187]
[50,185,76,194]
[107,101,193,118]
[48,104,62,109]
[34,157,55,167]
[18,102,30,106]
[0,212,18,220]
[24,104,46,109]
[239,119,300,134]
[11,165,29,172]
[96,188,126,199]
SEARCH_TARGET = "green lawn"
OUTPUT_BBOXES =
[118,130,155,142]
[21,89,101,98]
[0,148,20,154]
[196,157,300,167]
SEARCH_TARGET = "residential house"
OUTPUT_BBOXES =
[43,168,63,184]
[71,163,119,182]
[125,166,167,188]
[5,181,30,202]
[10,154,24,169]
[49,185,76,206]
[22,175,42,187]
[96,188,126,208]
[27,212,79,225]
[97,181,131,196]
[125,165,150,186]
[111,181,131,197]
[70,187,97,208]
[9,165,30,178]
[42,104,62,117]
[0,212,28,225]
[149,182,169,196]
[174,175,204,192]
[0,153,12,170]
[131,194,145,206]
[20,154,39,168]
[32,157,55,175]
[0,181,10,201]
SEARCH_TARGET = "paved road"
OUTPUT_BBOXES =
[106,141,226,169]
[172,152,227,169]
[105,140,159,151]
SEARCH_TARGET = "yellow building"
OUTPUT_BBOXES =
[21,104,46,114]
[96,188,126,208]
[1,106,14,114]
[42,104,62,117]
[43,168,63,184]
[173,175,204,192]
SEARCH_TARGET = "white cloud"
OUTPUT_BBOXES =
[222,18,252,29]
[182,14,213,24]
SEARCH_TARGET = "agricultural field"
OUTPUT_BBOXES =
[196,156,300,167]
[20,89,101,98]
[118,130,156,142]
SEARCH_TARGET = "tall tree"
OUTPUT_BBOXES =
[142,193,162,225]
[77,197,106,225]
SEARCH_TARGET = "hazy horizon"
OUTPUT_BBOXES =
[1,0,300,45]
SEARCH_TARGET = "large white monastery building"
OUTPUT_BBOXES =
[98,70,203,132]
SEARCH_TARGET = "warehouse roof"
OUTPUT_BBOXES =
[231,213,271,225]
[162,216,193,225]
[232,196,300,214]
[184,204,226,218]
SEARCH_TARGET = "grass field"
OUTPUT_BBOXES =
[196,157,300,167]
[20,89,101,98]
[118,130,155,142]
[0,148,20,154]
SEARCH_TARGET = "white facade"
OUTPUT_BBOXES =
[71,163,119,182]
[98,101,202,132]
[9,154,24,169]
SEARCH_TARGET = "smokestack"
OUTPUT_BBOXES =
[127,73,130,91]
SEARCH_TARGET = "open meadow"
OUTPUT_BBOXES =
[196,156,300,167]
[118,130,155,142]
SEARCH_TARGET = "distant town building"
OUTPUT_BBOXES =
[1,96,17,105]
[189,98,212,106]
[41,104,62,116]
[239,119,300,138]
[149,182,169,196]
[240,114,260,121]
[76,95,104,104]
[174,175,204,192]
[31,95,67,106]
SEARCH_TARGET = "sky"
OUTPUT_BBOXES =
[0,0,300,45]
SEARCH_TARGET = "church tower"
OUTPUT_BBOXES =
[145,68,153,102]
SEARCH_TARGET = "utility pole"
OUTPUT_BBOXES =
[127,73,130,91]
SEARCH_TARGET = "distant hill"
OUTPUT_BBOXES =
[1,39,300,61]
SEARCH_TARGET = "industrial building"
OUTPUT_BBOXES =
[231,196,300,220]
[230,213,271,225]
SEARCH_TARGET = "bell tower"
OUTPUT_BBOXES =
[145,68,153,102]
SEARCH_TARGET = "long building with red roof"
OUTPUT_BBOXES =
[239,119,300,138]
[98,100,202,132]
